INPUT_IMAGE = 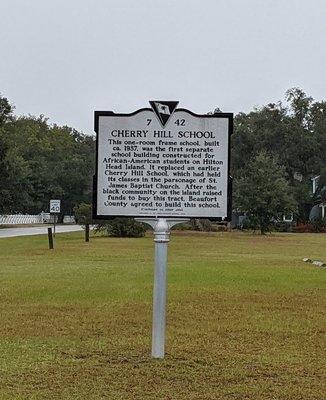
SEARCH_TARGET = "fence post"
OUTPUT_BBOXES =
[48,227,54,249]
[85,224,90,242]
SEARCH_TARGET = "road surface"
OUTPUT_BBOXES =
[0,225,84,238]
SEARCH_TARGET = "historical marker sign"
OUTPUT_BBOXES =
[50,199,61,214]
[94,102,232,220]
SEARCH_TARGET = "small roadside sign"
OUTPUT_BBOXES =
[49,199,60,238]
[50,199,61,214]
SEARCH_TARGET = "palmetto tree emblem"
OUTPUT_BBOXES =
[149,101,179,127]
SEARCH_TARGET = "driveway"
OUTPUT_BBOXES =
[0,225,84,238]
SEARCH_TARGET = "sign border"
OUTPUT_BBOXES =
[93,108,233,221]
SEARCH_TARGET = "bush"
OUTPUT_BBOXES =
[189,218,214,231]
[171,219,228,232]
[215,224,230,232]
[310,217,326,232]
[240,217,257,230]
[73,203,93,226]
[294,219,326,233]
[170,222,192,231]
[95,217,146,237]
[273,221,295,232]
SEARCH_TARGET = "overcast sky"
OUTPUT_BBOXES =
[1,0,326,134]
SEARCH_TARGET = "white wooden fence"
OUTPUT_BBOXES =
[0,213,75,225]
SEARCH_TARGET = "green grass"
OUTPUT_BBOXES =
[0,230,325,399]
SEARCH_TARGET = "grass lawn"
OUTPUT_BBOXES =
[0,230,325,399]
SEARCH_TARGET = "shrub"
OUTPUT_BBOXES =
[240,217,257,230]
[294,219,326,233]
[189,218,214,231]
[95,217,146,237]
[73,203,93,226]
[274,221,295,232]
[310,217,326,233]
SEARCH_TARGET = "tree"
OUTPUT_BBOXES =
[231,102,289,177]
[0,104,95,215]
[0,94,14,125]
[231,88,325,223]
[234,152,296,234]
[314,167,326,204]
[309,101,326,174]
[0,140,31,214]
[0,95,31,214]
[285,87,313,127]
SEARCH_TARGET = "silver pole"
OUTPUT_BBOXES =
[136,217,189,359]
[152,219,169,358]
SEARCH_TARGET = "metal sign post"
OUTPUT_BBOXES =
[136,218,189,358]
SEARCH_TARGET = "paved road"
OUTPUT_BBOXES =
[0,225,84,238]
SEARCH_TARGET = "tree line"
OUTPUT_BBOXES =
[0,96,95,217]
[231,88,326,231]
[0,88,325,231]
